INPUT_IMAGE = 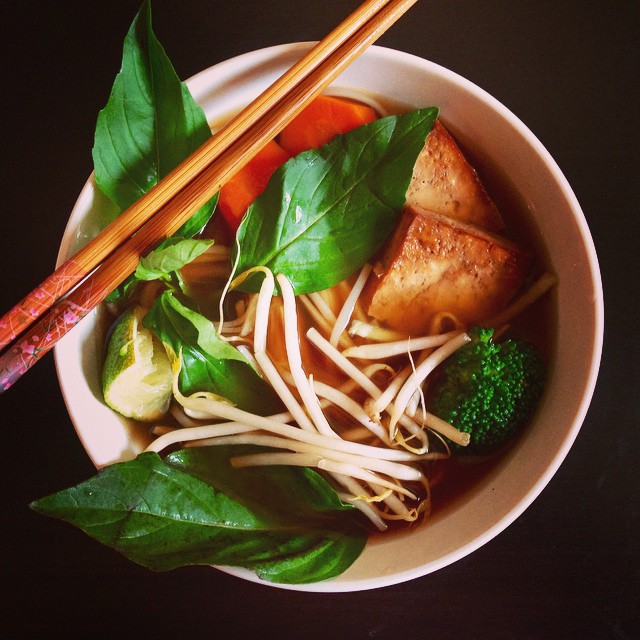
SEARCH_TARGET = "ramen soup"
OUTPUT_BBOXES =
[99,94,555,540]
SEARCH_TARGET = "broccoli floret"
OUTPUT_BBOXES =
[429,326,546,454]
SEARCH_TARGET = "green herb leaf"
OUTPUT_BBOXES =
[93,1,216,303]
[234,107,438,293]
[143,291,282,414]
[30,449,366,583]
[134,238,214,281]
[92,0,212,214]
[167,446,356,519]
[167,447,367,584]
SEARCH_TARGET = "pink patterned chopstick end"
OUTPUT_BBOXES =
[0,299,91,393]
[0,259,85,350]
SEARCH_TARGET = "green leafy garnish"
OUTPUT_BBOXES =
[134,237,214,282]
[30,448,366,584]
[92,1,216,302]
[92,0,212,213]
[234,107,438,294]
[143,291,282,415]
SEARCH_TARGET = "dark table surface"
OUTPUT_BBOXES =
[1,1,638,638]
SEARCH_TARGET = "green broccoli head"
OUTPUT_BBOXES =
[429,326,546,454]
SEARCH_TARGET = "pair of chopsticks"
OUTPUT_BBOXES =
[0,0,417,393]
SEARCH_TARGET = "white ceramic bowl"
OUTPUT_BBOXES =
[54,43,603,592]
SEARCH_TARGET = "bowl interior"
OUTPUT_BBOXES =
[54,43,603,592]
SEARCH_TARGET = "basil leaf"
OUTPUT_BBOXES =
[134,238,214,281]
[168,447,366,585]
[30,449,367,583]
[167,446,356,520]
[252,535,364,584]
[92,0,212,214]
[234,107,438,293]
[143,291,282,415]
[94,1,216,303]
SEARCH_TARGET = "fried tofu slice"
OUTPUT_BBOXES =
[363,206,531,334]
[405,120,504,232]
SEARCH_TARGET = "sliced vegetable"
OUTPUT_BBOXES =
[218,96,377,234]
[217,140,291,233]
[101,306,172,421]
[278,94,378,156]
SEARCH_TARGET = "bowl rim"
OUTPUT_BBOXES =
[54,42,604,593]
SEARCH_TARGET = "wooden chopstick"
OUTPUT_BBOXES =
[0,0,398,352]
[0,0,417,392]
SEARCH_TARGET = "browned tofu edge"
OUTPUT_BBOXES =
[405,120,505,232]
[362,206,532,334]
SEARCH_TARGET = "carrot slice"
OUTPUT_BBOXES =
[278,95,378,156]
[217,140,291,232]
